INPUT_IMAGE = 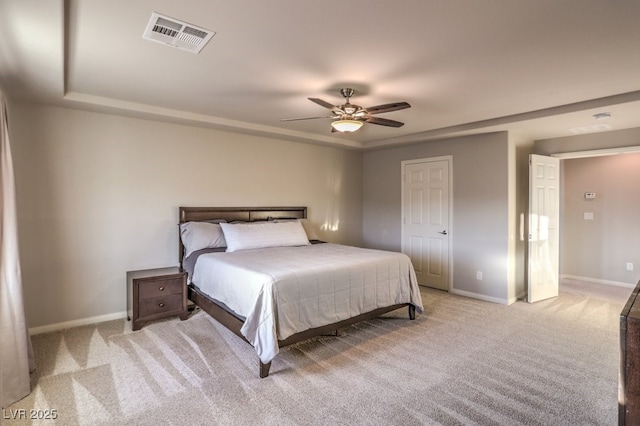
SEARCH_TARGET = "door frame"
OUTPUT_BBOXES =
[401,155,453,291]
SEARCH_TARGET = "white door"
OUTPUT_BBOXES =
[528,154,560,303]
[402,158,451,291]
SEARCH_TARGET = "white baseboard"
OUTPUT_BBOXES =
[561,275,636,289]
[29,311,128,336]
[450,288,509,305]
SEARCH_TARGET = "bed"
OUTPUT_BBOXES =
[179,206,424,377]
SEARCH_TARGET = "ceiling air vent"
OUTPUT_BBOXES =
[143,12,215,54]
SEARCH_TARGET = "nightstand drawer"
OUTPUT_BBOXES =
[139,277,183,299]
[138,294,184,318]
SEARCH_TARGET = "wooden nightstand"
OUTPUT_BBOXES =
[127,267,188,331]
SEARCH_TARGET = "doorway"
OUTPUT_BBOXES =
[528,147,640,302]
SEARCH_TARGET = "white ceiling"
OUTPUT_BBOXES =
[1,0,640,149]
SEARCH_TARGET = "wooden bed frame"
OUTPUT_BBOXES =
[178,206,416,378]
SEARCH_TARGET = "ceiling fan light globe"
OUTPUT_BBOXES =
[331,119,364,132]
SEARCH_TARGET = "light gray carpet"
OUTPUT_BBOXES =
[6,284,630,425]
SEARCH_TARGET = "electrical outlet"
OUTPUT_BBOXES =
[627,263,634,271]
[476,271,483,280]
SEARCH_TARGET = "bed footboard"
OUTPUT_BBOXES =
[190,283,417,378]
[259,302,417,377]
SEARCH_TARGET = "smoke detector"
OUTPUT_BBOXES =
[143,12,215,54]
[593,112,612,120]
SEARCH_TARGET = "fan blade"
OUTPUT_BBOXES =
[308,97,338,110]
[365,116,405,128]
[365,101,411,115]
[280,116,335,122]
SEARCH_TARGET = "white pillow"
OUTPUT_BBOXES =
[180,222,227,257]
[274,218,320,240]
[220,221,310,252]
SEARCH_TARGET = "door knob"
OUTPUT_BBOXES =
[438,230,448,235]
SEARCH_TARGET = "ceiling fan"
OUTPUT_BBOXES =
[281,88,411,133]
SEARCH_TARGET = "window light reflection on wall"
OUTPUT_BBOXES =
[321,220,340,232]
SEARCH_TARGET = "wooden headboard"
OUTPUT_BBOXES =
[178,206,307,267]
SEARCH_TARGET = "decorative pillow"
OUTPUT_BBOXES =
[180,221,227,257]
[220,221,310,252]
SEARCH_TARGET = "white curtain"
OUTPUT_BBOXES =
[0,90,34,408]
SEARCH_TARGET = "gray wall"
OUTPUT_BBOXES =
[561,153,640,285]
[10,102,363,329]
[535,127,640,286]
[363,132,512,303]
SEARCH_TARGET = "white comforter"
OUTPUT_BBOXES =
[192,243,423,364]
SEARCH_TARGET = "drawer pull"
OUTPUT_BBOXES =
[158,286,164,291]
[158,303,165,308]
